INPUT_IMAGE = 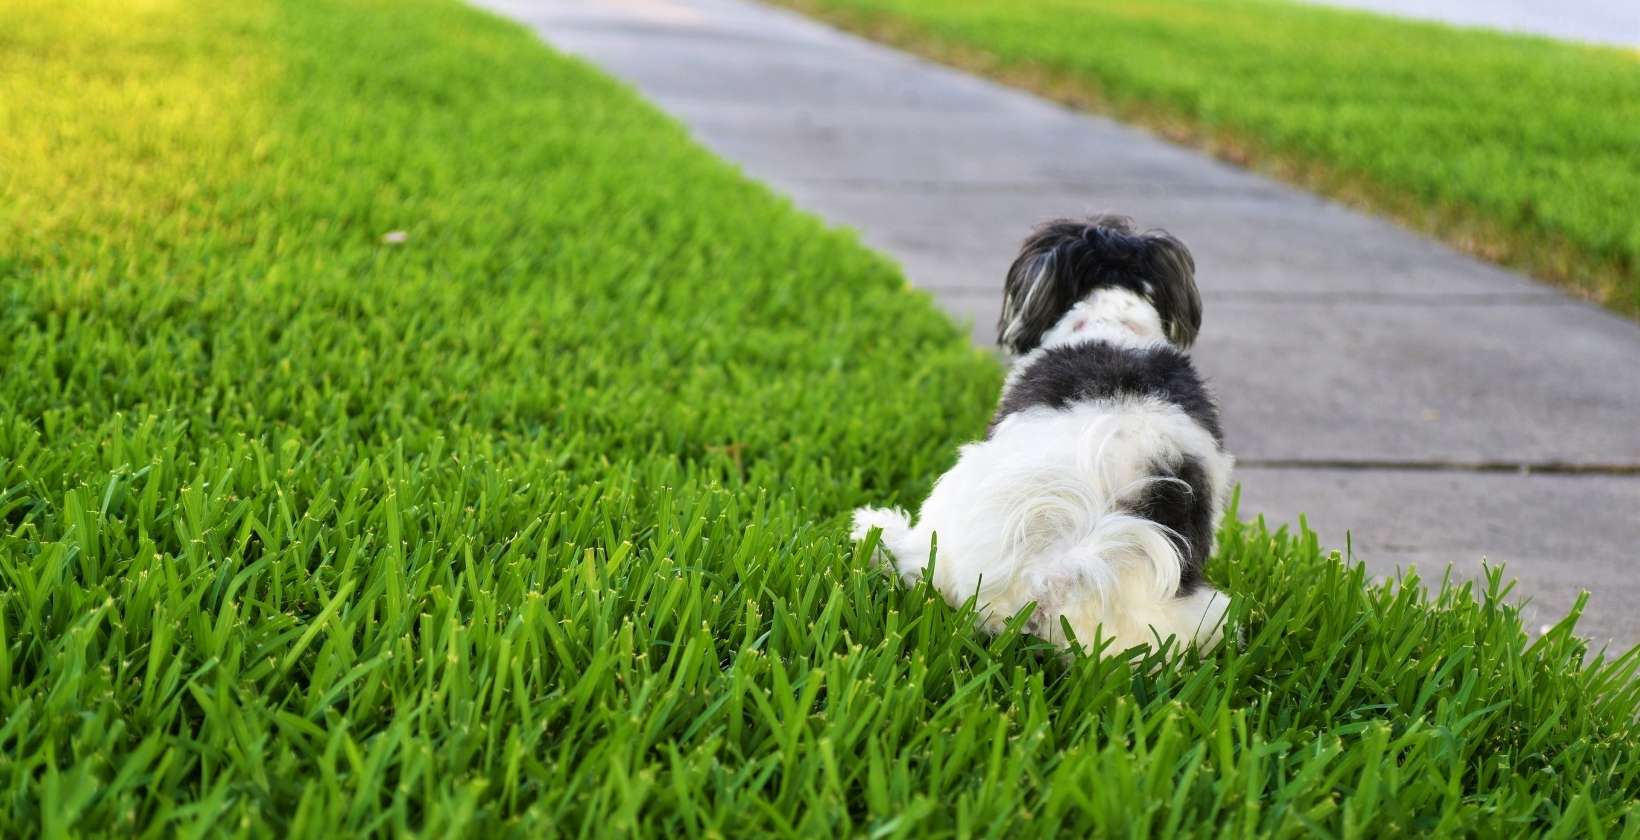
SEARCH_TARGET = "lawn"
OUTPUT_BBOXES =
[776,0,1640,318]
[2,0,1639,835]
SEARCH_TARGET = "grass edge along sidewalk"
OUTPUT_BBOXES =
[775,0,1640,319]
[1,0,1639,834]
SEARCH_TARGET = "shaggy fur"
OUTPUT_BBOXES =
[853,215,1233,652]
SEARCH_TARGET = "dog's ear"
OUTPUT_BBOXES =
[998,226,1080,355]
[1135,230,1201,348]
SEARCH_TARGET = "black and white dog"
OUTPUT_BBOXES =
[853,216,1232,652]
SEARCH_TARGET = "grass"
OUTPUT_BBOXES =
[2,0,1639,835]
[774,0,1640,318]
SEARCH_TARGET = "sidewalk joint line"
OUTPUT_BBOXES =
[1208,290,1570,306]
[1240,458,1640,477]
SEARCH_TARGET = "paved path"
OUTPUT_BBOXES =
[1303,0,1640,49]
[478,0,1640,646]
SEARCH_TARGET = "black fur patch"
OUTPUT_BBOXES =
[990,341,1223,443]
[1129,456,1215,595]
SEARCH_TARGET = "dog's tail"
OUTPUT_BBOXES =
[851,507,924,585]
[1022,509,1227,650]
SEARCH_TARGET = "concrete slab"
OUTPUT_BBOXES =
[775,182,1558,297]
[670,105,1277,192]
[476,0,1640,645]
[1201,301,1640,463]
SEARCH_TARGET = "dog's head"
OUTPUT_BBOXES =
[997,215,1201,355]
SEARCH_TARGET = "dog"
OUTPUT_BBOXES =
[852,215,1232,653]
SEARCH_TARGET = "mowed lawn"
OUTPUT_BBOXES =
[2,0,1639,835]
[778,0,1640,318]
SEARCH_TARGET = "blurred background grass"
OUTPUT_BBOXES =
[778,0,1640,317]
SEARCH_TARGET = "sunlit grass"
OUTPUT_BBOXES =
[778,0,1640,317]
[1,0,1637,834]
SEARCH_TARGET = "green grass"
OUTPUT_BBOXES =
[2,0,1639,835]
[776,0,1640,318]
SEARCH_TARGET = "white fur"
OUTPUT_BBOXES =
[1043,287,1168,350]
[856,289,1232,653]
[1003,288,1168,396]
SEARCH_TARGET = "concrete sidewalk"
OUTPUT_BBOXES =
[477,0,1640,645]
